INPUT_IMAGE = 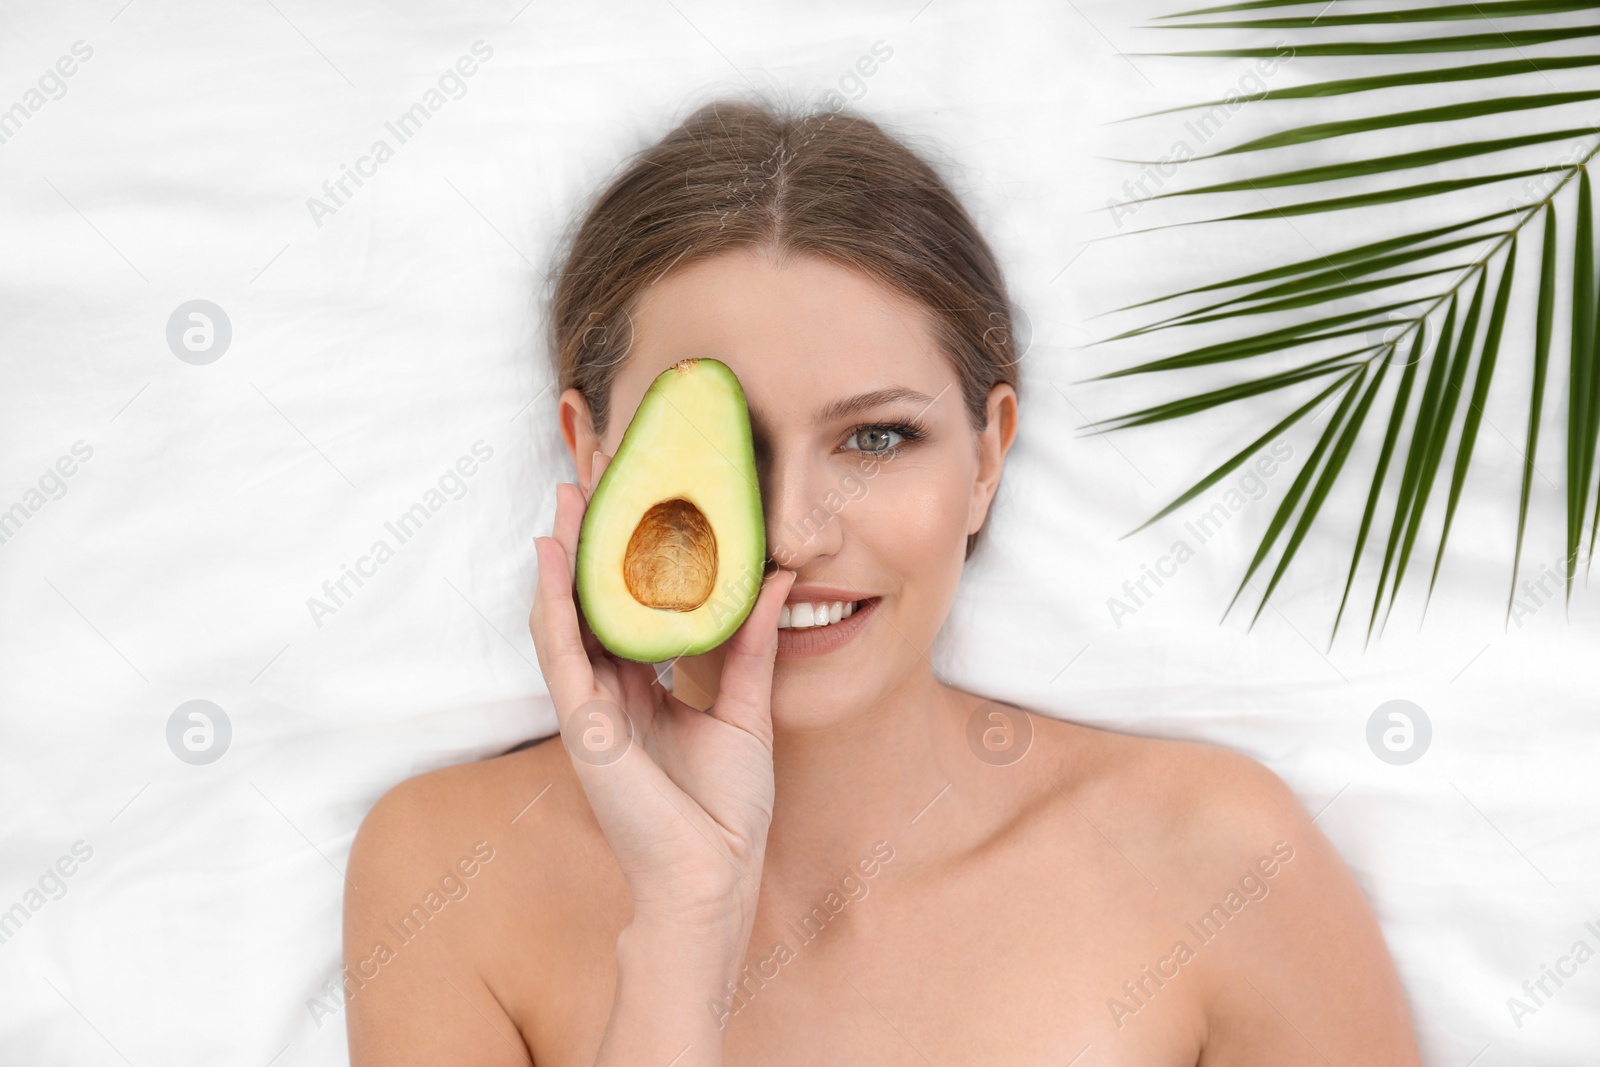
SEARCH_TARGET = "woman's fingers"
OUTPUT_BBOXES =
[553,481,585,586]
[613,657,665,737]
[704,567,794,743]
[530,533,596,716]
[585,450,611,502]
[553,479,615,670]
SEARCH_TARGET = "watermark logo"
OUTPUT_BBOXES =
[1363,309,1421,361]
[166,300,232,365]
[982,302,1033,368]
[562,698,632,766]
[965,700,1034,766]
[1365,699,1430,765]
[166,699,231,765]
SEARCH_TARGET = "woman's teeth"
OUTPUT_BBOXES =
[778,600,859,629]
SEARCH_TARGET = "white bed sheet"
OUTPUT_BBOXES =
[0,1,1596,1063]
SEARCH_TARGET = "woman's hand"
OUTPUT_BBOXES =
[529,452,795,950]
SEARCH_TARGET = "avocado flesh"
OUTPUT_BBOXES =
[575,358,766,663]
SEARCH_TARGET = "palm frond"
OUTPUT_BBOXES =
[1143,25,1600,58]
[1572,171,1600,598]
[1333,324,1426,644]
[1507,205,1559,625]
[1162,2,1600,29]
[1425,242,1518,615]
[1116,369,1363,539]
[1104,211,1522,313]
[1093,3,1600,642]
[1177,94,1600,161]
[1119,130,1597,192]
[1122,58,1600,119]
[1157,1,1600,20]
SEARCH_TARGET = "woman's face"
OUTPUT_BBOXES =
[562,247,1016,730]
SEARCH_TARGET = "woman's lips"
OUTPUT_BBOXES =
[775,596,879,659]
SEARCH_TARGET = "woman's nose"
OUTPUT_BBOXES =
[760,455,845,570]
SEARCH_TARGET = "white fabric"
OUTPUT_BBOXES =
[1,1,1595,1063]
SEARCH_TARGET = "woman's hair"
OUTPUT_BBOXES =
[546,94,1021,559]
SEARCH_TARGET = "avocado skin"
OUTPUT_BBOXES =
[574,358,766,664]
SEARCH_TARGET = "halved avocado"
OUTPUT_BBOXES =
[575,357,766,663]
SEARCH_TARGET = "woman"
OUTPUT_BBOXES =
[343,97,1424,1065]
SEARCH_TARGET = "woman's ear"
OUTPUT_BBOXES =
[559,387,603,492]
[968,382,1019,537]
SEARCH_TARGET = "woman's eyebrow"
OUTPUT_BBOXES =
[816,387,937,424]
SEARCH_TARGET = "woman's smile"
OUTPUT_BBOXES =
[775,594,881,659]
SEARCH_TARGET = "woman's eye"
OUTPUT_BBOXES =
[847,425,905,453]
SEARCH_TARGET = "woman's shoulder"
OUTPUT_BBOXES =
[353,730,590,830]
[343,732,626,973]
[1028,711,1420,1060]
[347,731,618,909]
[1022,713,1322,949]
[350,733,567,852]
[342,734,630,1060]
[1031,712,1310,865]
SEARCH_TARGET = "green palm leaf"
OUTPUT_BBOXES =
[1144,26,1600,58]
[1184,95,1600,161]
[1507,205,1559,625]
[1089,3,1600,641]
[1080,352,1366,432]
[1246,355,1393,632]
[1117,368,1364,539]
[1105,211,1521,313]
[1087,303,1427,380]
[1158,1,1600,20]
[1163,3,1600,30]
[1122,130,1598,195]
[1573,171,1600,599]
[1332,325,1426,648]
[1118,264,1474,340]
[1383,271,1487,636]
[1219,367,1368,623]
[1196,170,1557,223]
[1366,296,1460,645]
[1124,58,1600,119]
[1425,241,1518,616]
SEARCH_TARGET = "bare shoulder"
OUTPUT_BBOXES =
[347,731,609,898]
[342,733,625,1065]
[1030,714,1421,1064]
[1041,718,1308,868]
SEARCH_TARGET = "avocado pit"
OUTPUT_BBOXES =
[623,497,718,611]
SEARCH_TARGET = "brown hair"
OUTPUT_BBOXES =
[545,94,1021,560]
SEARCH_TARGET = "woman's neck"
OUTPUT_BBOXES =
[772,669,960,868]
[676,660,1003,900]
